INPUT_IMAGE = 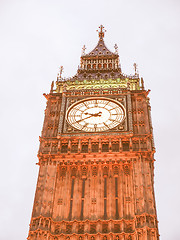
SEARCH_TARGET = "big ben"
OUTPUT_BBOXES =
[28,25,159,240]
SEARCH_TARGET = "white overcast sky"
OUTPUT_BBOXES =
[0,0,180,239]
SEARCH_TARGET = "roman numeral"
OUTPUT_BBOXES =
[103,122,110,129]
[83,102,89,108]
[94,100,98,107]
[81,123,88,129]
[69,114,81,118]
[73,108,83,112]
[109,119,121,124]
[103,101,109,108]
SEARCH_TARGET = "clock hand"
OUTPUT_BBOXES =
[76,112,102,124]
[95,111,102,116]
[85,112,93,116]
[84,111,102,117]
[76,115,94,123]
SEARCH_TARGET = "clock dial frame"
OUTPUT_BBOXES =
[66,97,126,132]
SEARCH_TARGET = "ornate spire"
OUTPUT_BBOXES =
[97,25,106,39]
[78,25,122,77]
[83,25,116,57]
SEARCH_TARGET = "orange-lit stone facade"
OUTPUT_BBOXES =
[28,26,159,240]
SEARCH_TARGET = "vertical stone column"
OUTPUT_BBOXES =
[127,92,133,133]
[58,93,66,135]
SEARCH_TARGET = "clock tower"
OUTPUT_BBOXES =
[28,26,159,240]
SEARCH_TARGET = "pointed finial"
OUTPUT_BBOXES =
[82,45,86,55]
[50,81,54,93]
[133,63,138,76]
[97,25,106,39]
[57,66,64,81]
[127,81,130,90]
[141,77,144,90]
[114,44,118,54]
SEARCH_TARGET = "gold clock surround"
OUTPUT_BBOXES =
[66,97,126,132]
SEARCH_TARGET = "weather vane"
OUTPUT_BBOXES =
[97,25,106,39]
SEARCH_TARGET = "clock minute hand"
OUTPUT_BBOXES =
[76,112,102,124]
[76,115,94,123]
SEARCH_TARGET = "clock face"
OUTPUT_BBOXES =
[66,97,125,132]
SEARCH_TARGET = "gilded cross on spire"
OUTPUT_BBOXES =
[97,25,106,39]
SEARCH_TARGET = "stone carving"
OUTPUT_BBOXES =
[81,166,87,177]
[123,164,130,175]
[102,223,108,233]
[114,224,120,233]
[66,224,72,234]
[60,166,67,177]
[113,165,119,176]
[103,166,109,177]
[71,166,77,177]
[92,165,98,176]
[90,224,96,234]
[57,199,63,205]
[91,198,96,204]
[78,224,84,234]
